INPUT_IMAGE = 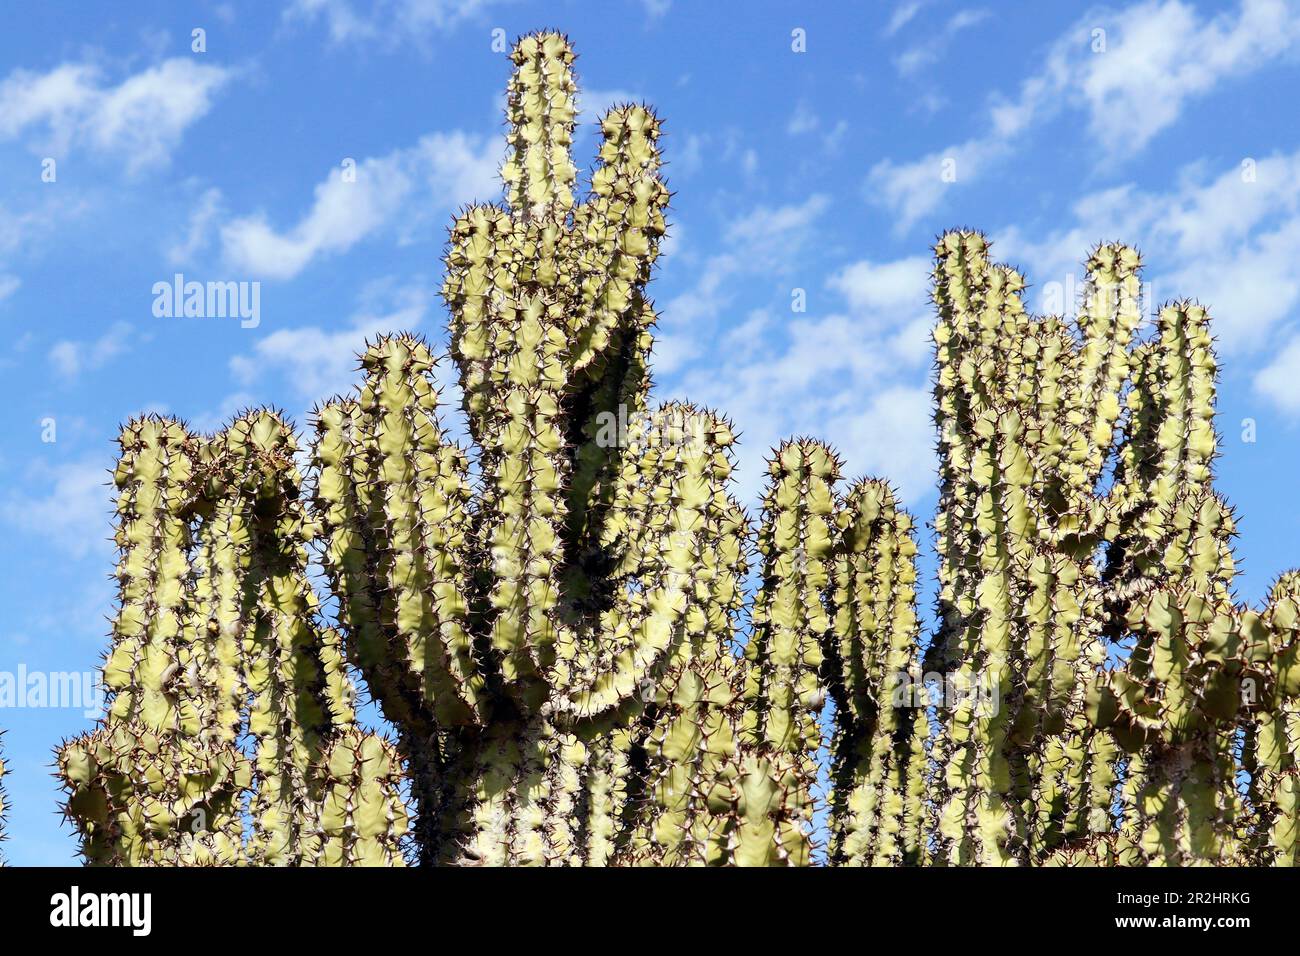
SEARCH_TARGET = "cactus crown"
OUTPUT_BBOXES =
[49,33,1300,868]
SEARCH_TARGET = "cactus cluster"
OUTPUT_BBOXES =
[52,32,1300,866]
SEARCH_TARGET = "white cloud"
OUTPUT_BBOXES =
[166,187,224,265]
[672,310,934,505]
[867,137,1007,232]
[0,275,18,302]
[894,9,989,76]
[286,0,514,44]
[49,321,136,380]
[986,0,1300,156]
[827,385,936,503]
[0,58,233,171]
[869,0,1300,227]
[2,459,112,558]
[828,255,931,330]
[656,192,936,504]
[886,1,926,36]
[725,195,830,260]
[787,101,820,135]
[657,194,829,361]
[228,280,432,403]
[1255,338,1300,413]
[221,132,499,280]
[286,0,377,42]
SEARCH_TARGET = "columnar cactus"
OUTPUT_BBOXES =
[309,31,829,865]
[825,480,928,866]
[51,32,1300,868]
[58,413,406,866]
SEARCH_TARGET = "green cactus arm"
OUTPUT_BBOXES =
[562,296,654,576]
[743,439,838,756]
[825,480,928,866]
[442,203,518,447]
[1107,302,1220,595]
[729,439,840,865]
[67,408,406,867]
[616,472,751,866]
[101,416,200,734]
[1240,572,1300,865]
[622,481,751,865]
[57,416,250,864]
[624,661,742,865]
[1069,243,1144,483]
[207,410,366,864]
[552,404,744,719]
[306,730,409,867]
[716,750,815,866]
[559,407,750,864]
[1084,581,1258,864]
[58,723,251,866]
[932,406,1041,865]
[567,105,669,371]
[502,32,578,223]
[189,444,250,746]
[313,336,483,730]
[444,217,571,687]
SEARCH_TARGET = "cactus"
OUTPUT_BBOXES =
[306,31,799,866]
[52,32,1300,867]
[58,413,406,865]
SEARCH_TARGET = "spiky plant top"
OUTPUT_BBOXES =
[55,32,1300,867]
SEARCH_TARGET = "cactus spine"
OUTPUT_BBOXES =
[51,33,1300,867]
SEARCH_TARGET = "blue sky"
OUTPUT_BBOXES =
[3,0,1300,865]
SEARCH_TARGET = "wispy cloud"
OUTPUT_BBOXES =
[657,194,936,503]
[893,9,989,76]
[885,1,927,36]
[1,458,112,559]
[869,0,1300,230]
[220,132,499,280]
[49,321,138,381]
[997,151,1300,353]
[0,58,234,171]
[285,0,516,45]
[228,279,433,403]
[657,194,829,374]
[166,187,224,266]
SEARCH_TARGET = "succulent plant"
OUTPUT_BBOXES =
[53,32,1300,868]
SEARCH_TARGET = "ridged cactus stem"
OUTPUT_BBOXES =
[1244,574,1300,865]
[100,417,199,734]
[744,440,838,761]
[503,33,577,222]
[826,480,927,866]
